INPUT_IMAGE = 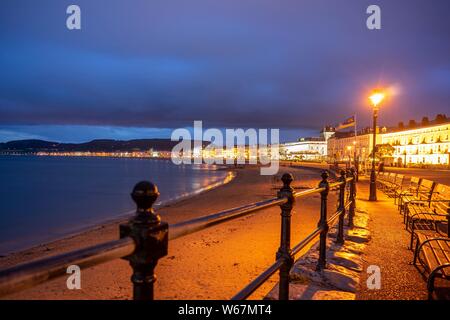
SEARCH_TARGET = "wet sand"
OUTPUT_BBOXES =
[0,165,338,300]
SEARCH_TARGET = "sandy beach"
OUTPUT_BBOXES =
[0,165,338,300]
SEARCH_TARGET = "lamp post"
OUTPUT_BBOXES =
[448,152,450,170]
[353,140,359,181]
[347,145,352,169]
[369,90,385,201]
[403,150,407,168]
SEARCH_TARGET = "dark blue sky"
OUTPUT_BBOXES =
[0,0,449,142]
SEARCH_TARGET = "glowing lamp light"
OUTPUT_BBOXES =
[369,91,385,107]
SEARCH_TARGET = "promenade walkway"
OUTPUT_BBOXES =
[289,162,449,299]
[355,178,429,299]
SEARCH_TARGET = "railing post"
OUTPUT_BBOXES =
[348,168,357,228]
[316,171,330,271]
[336,170,346,244]
[276,173,295,300]
[120,181,169,300]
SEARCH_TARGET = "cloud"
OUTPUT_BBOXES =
[0,129,46,142]
[0,125,174,143]
[0,0,449,135]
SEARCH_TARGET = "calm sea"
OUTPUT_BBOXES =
[0,156,230,255]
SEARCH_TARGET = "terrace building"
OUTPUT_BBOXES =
[381,116,450,167]
[326,114,450,168]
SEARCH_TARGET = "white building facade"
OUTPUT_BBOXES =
[281,138,328,161]
[381,122,450,166]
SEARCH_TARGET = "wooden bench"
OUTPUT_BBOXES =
[396,176,421,207]
[379,172,396,192]
[382,173,397,192]
[377,172,390,190]
[413,230,450,299]
[407,183,450,248]
[401,179,436,221]
[384,174,405,199]
[376,172,389,190]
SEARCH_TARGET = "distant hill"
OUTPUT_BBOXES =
[0,139,207,153]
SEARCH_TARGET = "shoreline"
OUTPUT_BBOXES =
[0,165,237,258]
[1,165,330,300]
[0,161,340,259]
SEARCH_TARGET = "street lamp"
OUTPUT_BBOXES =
[403,150,407,168]
[347,145,352,168]
[369,89,385,201]
[353,140,359,181]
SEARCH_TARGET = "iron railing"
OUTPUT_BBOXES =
[0,168,357,300]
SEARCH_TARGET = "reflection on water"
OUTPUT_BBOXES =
[0,156,231,255]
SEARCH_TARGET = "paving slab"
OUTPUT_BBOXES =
[355,178,430,300]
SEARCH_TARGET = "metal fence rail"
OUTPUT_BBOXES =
[0,168,357,300]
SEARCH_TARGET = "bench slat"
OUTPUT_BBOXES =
[416,233,450,278]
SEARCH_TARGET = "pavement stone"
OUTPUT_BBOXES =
[266,196,370,300]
